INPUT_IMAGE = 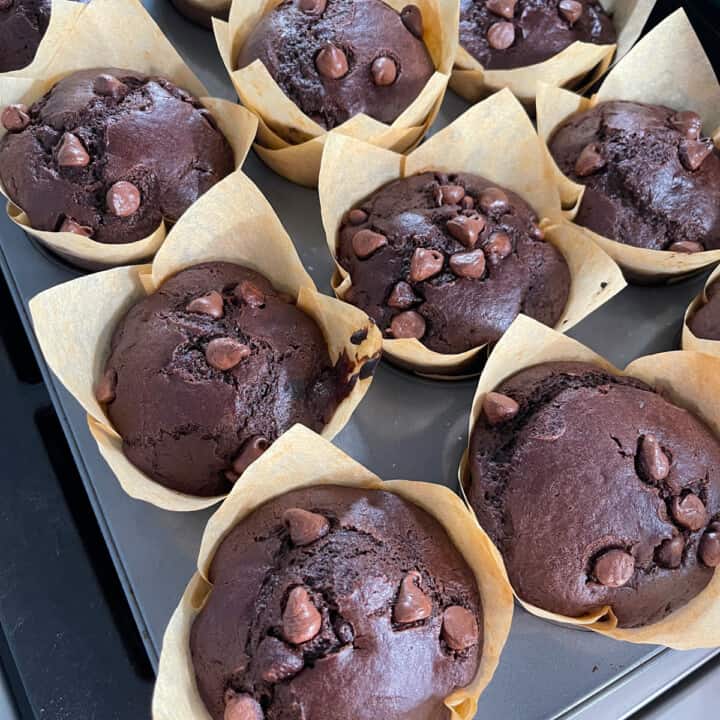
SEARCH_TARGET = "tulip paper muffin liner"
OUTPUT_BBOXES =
[459,313,720,649]
[451,0,656,107]
[682,264,720,357]
[213,0,459,187]
[536,9,720,283]
[318,88,626,376]
[0,0,258,270]
[27,171,382,512]
[151,424,514,720]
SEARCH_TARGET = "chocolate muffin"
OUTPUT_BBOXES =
[459,0,616,70]
[336,172,570,354]
[548,101,720,252]
[190,485,483,720]
[237,0,435,130]
[0,0,51,73]
[96,262,352,497]
[467,361,720,628]
[170,0,229,29]
[0,68,234,244]
[688,280,720,341]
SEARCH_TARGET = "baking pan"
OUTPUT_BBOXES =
[1,0,719,717]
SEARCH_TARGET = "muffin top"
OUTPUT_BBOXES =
[0,68,234,244]
[548,100,720,252]
[190,485,483,720]
[97,262,351,497]
[688,280,720,341]
[467,361,720,628]
[0,0,51,73]
[236,0,435,130]
[336,171,570,354]
[459,0,616,70]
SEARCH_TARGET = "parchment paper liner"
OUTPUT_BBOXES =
[451,0,656,107]
[319,88,626,376]
[28,171,382,512]
[459,313,720,649]
[0,0,258,271]
[682,264,720,357]
[152,424,514,720]
[536,9,720,283]
[213,0,458,187]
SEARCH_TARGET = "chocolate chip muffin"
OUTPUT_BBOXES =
[459,0,616,70]
[467,361,720,628]
[0,68,234,244]
[688,280,720,341]
[190,485,483,720]
[170,0,229,29]
[548,101,720,252]
[0,0,51,73]
[237,0,434,130]
[95,263,352,497]
[336,172,570,354]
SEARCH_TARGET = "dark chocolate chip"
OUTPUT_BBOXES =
[106,181,141,217]
[388,281,418,309]
[485,0,516,19]
[671,493,708,531]
[409,247,444,282]
[297,0,326,13]
[461,195,475,210]
[236,280,265,307]
[558,0,583,25]
[449,249,486,278]
[699,523,720,568]
[655,535,684,569]
[95,368,117,404]
[1,104,29,132]
[441,606,479,651]
[57,132,90,167]
[636,434,670,483]
[283,586,322,644]
[437,184,466,205]
[232,436,269,476]
[205,337,251,371]
[668,240,704,254]
[671,111,703,140]
[393,571,432,624]
[93,73,128,99]
[446,214,485,248]
[389,310,426,339]
[575,143,606,177]
[224,693,264,720]
[679,139,713,172]
[372,56,398,86]
[59,217,93,237]
[359,352,381,379]
[400,4,423,38]
[484,232,512,263]
[482,391,519,424]
[350,328,368,344]
[352,229,388,258]
[530,223,545,240]
[593,549,635,587]
[479,187,509,214]
[316,44,349,79]
[283,508,330,546]
[487,21,515,50]
[186,290,224,318]
[347,208,368,225]
[257,636,303,683]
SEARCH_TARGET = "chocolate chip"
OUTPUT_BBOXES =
[390,310,426,340]
[461,195,475,210]
[350,328,368,344]
[487,21,515,50]
[388,281,417,309]
[59,217,93,237]
[372,56,398,86]
[437,185,466,205]
[530,223,545,240]
[479,187,509,215]
[316,44,349,79]
[283,587,322,644]
[558,0,583,24]
[593,549,635,587]
[347,208,368,225]
[257,636,303,683]
[393,571,432,624]
[485,0,516,19]
[636,434,670,483]
[106,181,141,217]
[679,139,713,171]
[224,692,264,720]
[671,493,708,531]
[668,240,704,253]
[283,508,330,546]
[482,391,519,425]
[352,229,387,259]
[205,337,251,371]
[409,248,444,282]
[699,522,720,568]
[484,232,512,264]
[671,111,703,140]
[231,436,268,477]
[441,606,479,651]
[575,143,606,177]
[186,290,224,318]
[655,535,684,569]
[1,104,29,132]
[400,4,423,38]
[57,132,90,167]
[93,73,128,99]
[95,368,117,404]
[236,280,265,307]
[449,249,486,278]
[297,0,326,13]
[359,352,381,379]
[446,214,485,248]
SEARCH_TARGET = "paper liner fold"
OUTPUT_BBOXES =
[28,171,381,511]
[152,425,515,719]
[0,0,258,269]
[536,9,720,282]
[214,0,458,186]
[318,89,626,376]
[451,0,656,106]
[460,314,720,649]
[682,264,720,357]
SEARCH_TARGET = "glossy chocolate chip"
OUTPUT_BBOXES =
[482,391,519,425]
[441,606,479,651]
[655,535,684,569]
[390,310,426,339]
[95,368,117,404]
[106,181,141,217]
[186,290,224,318]
[447,214,485,248]
[410,247,444,282]
[1,104,29,132]
[388,281,418,309]
[487,21,515,50]
[400,4,423,38]
[485,0,516,19]
[461,195,475,210]
[224,693,264,720]
[437,184,466,205]
[316,44,349,79]
[372,56,398,86]
[699,522,720,568]
[558,0,583,24]
[575,143,606,177]
[679,139,713,171]
[347,208,368,225]
[257,636,303,683]
[283,508,330,546]
[59,217,93,237]
[236,280,265,307]
[637,434,670,483]
[671,111,703,140]
[668,240,704,253]
[57,132,90,167]
[352,229,387,259]
[449,249,486,278]
[479,187,509,215]
[671,493,708,531]
[393,571,432,624]
[93,73,128,99]
[530,223,545,240]
[593,549,635,587]
[298,0,326,13]
[231,436,268,477]
[283,587,322,644]
[484,232,512,264]
[205,337,251,371]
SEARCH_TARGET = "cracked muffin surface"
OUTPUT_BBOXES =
[190,485,483,720]
[0,67,234,244]
[336,171,570,354]
[467,361,720,628]
[97,262,351,497]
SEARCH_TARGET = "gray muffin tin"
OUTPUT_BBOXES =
[0,1,718,717]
